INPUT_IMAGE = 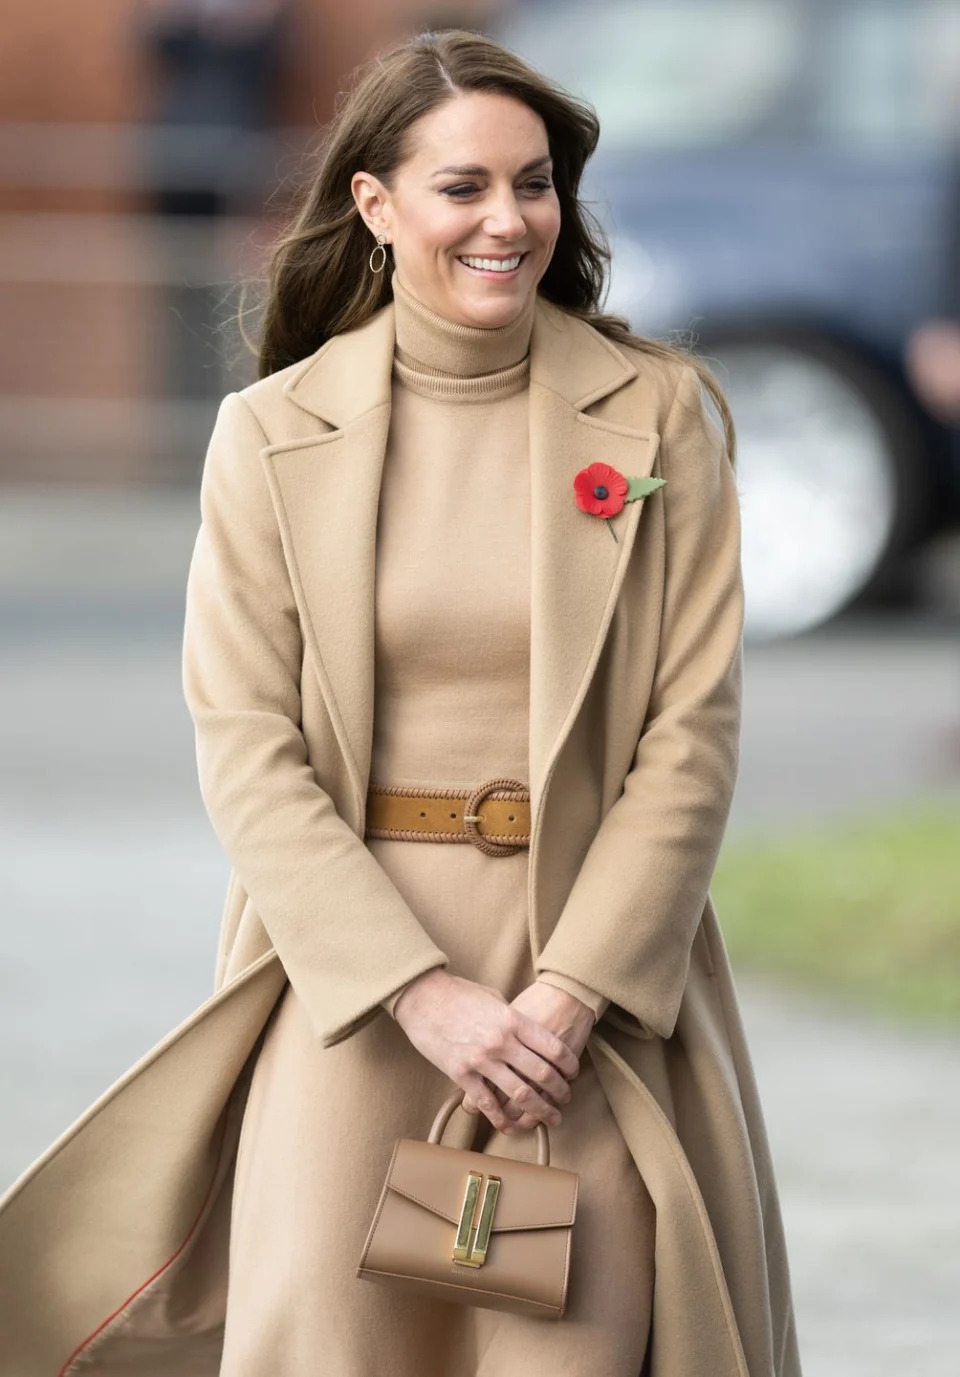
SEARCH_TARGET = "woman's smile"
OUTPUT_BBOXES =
[456,251,529,279]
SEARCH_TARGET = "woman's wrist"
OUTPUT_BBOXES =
[534,972,608,1023]
[390,966,451,1023]
[544,985,597,1034]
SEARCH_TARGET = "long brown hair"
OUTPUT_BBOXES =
[252,28,736,466]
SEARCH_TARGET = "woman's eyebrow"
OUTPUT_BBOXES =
[431,155,553,177]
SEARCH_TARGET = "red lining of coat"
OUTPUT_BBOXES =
[55,1119,229,1377]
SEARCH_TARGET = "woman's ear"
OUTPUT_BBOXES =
[350,171,393,241]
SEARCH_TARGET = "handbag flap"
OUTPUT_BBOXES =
[386,1138,578,1232]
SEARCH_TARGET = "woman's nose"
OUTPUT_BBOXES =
[482,194,526,238]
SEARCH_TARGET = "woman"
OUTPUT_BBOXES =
[0,28,802,1377]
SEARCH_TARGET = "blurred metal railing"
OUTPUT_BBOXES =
[0,121,310,194]
[0,122,313,485]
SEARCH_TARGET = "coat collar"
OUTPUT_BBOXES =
[261,293,662,862]
[278,290,640,427]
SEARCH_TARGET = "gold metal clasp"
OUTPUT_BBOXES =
[452,1171,502,1267]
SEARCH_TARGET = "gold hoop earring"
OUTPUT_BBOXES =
[369,233,388,274]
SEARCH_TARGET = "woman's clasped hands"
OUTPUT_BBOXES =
[392,969,595,1135]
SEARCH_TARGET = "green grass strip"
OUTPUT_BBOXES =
[712,799,960,1028]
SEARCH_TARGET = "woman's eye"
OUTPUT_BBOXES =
[442,179,553,199]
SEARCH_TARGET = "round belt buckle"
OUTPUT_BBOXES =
[462,777,529,858]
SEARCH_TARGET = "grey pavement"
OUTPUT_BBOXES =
[2,486,960,1375]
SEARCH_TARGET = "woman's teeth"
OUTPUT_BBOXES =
[458,255,524,273]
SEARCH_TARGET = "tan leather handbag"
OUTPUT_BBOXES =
[357,1088,579,1319]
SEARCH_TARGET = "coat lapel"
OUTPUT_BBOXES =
[525,307,661,828]
[261,294,661,836]
[260,305,394,826]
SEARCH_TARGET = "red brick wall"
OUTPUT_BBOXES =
[0,0,504,126]
[0,0,506,479]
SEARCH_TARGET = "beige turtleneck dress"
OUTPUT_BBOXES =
[219,273,655,1377]
[374,272,608,1024]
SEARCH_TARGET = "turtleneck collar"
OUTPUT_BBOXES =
[391,268,536,380]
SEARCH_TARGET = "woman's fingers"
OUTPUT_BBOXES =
[509,1105,550,1134]
[462,1062,559,1130]
[459,1074,518,1134]
[463,1085,523,1122]
[458,1013,579,1129]
[514,1011,580,1080]
[503,1039,572,1108]
[394,971,582,1135]
[478,1060,562,1127]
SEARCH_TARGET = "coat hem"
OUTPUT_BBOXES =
[56,1115,232,1377]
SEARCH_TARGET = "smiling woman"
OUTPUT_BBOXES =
[255,30,737,459]
[0,26,801,1377]
[348,92,562,326]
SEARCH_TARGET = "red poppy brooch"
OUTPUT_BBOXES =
[573,462,666,542]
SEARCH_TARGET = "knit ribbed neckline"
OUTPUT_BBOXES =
[391,268,534,403]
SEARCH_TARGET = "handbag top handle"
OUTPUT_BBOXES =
[428,1089,551,1167]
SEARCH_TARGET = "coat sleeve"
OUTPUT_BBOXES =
[535,972,609,1023]
[182,392,448,1047]
[533,363,744,1040]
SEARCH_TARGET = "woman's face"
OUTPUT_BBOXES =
[351,90,561,329]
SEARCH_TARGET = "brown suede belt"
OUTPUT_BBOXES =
[365,777,531,857]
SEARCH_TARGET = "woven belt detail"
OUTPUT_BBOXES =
[365,777,530,857]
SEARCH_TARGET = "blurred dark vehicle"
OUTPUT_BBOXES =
[496,0,960,640]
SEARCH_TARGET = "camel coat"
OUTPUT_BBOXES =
[0,292,802,1377]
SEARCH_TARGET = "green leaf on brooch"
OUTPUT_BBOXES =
[625,476,667,502]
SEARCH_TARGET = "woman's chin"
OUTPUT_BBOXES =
[448,281,535,328]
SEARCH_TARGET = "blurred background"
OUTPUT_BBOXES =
[2,2,959,1374]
